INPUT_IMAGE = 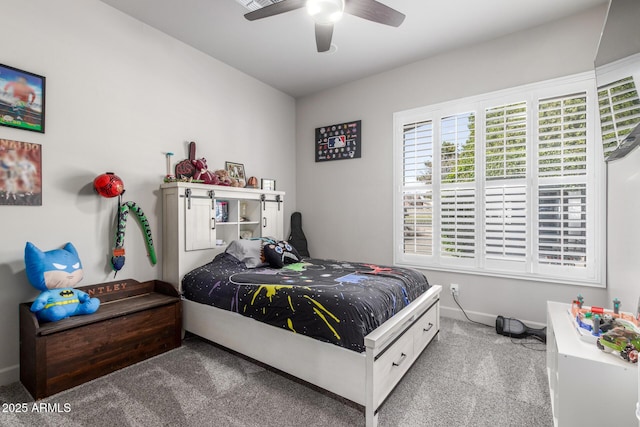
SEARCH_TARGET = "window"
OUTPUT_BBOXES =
[393,73,604,285]
[402,120,433,256]
[595,54,640,159]
[598,76,640,158]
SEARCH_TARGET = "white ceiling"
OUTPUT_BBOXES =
[98,0,608,98]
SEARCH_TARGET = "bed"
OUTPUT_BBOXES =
[161,181,440,426]
[178,243,441,427]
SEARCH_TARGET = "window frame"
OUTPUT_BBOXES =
[596,53,640,159]
[393,72,606,287]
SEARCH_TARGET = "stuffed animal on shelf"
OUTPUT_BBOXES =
[24,242,100,322]
[214,169,241,187]
[191,158,219,185]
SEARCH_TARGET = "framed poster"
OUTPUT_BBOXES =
[315,120,361,162]
[0,139,42,205]
[0,64,46,133]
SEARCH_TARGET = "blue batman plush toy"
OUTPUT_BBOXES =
[24,242,100,322]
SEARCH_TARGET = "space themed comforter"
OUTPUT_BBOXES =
[182,253,431,353]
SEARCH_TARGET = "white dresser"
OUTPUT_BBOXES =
[547,301,638,426]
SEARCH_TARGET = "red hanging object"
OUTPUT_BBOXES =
[93,172,125,198]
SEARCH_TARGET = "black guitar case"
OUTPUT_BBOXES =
[288,212,310,257]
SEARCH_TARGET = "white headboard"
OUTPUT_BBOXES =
[160,182,285,290]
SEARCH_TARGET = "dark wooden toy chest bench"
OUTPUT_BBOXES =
[20,279,182,399]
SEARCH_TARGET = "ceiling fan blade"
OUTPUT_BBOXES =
[344,0,406,27]
[244,0,306,21]
[315,23,334,52]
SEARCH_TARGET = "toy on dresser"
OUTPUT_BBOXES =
[192,158,219,185]
[214,169,242,187]
[24,242,100,322]
[570,295,640,363]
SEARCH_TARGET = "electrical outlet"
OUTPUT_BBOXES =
[450,283,459,297]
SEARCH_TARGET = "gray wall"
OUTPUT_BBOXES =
[0,0,296,385]
[295,5,620,325]
[5,0,638,388]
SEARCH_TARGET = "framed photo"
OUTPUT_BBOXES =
[225,161,246,187]
[0,139,42,206]
[261,178,276,191]
[0,64,46,133]
[315,119,361,162]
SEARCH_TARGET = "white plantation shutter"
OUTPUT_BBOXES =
[537,93,589,270]
[485,102,527,180]
[484,103,528,268]
[598,76,640,158]
[537,93,588,177]
[439,113,476,264]
[441,113,475,183]
[394,73,602,285]
[401,121,433,256]
[537,185,587,268]
[402,191,433,255]
[403,121,433,185]
[484,186,527,262]
[440,188,476,259]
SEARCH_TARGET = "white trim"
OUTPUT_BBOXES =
[394,71,605,286]
[395,261,604,288]
[595,52,640,86]
[0,364,19,387]
[440,305,546,329]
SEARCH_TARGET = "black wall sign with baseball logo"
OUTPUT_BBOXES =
[315,120,361,162]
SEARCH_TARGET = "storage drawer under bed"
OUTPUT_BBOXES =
[370,298,439,409]
[372,329,414,408]
[413,303,439,354]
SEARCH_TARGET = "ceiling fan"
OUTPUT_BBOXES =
[244,0,405,53]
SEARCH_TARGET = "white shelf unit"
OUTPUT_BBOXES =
[161,182,284,287]
[547,301,638,427]
[213,198,263,245]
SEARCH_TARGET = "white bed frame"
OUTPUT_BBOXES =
[161,183,441,426]
[182,282,440,426]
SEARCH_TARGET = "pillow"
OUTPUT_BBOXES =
[263,240,302,268]
[225,239,265,268]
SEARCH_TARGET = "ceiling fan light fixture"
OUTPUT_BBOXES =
[307,0,344,24]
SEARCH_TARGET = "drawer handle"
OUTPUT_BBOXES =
[392,352,407,367]
[423,323,433,332]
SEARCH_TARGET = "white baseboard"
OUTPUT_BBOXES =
[0,364,19,386]
[440,305,546,329]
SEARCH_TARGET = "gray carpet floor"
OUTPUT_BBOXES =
[0,317,552,426]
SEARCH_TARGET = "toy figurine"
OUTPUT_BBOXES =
[24,242,100,322]
[613,298,621,314]
[592,315,601,336]
[597,326,640,363]
[571,295,640,345]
